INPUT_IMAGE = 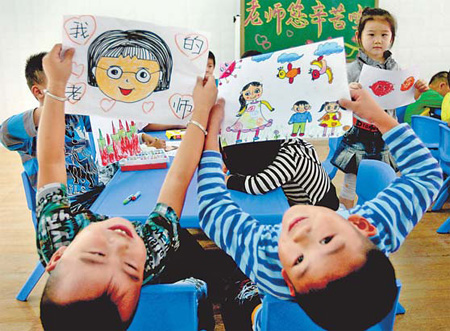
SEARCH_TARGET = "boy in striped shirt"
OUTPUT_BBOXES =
[198,88,443,330]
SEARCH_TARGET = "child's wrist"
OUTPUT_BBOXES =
[46,83,66,95]
[373,116,398,134]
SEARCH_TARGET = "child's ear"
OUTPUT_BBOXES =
[281,269,297,297]
[45,246,68,272]
[348,214,377,237]
[31,85,45,102]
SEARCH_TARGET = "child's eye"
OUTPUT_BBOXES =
[295,255,304,265]
[90,251,105,256]
[255,89,260,93]
[320,236,334,245]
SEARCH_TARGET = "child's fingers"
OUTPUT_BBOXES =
[63,48,75,63]
[50,44,63,58]
[349,82,362,90]
[196,76,204,87]
[216,98,225,108]
[338,97,354,111]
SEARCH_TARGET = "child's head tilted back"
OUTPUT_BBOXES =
[278,205,397,330]
[356,7,397,62]
[40,217,146,330]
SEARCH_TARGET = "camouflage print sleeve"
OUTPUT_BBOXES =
[133,203,180,284]
[36,183,107,266]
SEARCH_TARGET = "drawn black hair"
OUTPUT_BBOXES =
[87,30,173,92]
[319,101,340,112]
[293,100,311,110]
[238,81,262,115]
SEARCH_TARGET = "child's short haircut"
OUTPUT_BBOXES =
[40,272,135,330]
[296,248,398,330]
[293,100,311,109]
[25,52,47,90]
[429,71,449,85]
[208,51,216,67]
[241,50,262,59]
[358,7,397,47]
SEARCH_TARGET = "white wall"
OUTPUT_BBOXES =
[0,0,449,123]
[380,0,450,82]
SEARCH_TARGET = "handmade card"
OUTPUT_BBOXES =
[62,15,209,123]
[359,64,418,109]
[218,37,352,146]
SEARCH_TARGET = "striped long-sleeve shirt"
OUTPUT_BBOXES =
[227,139,331,206]
[198,123,442,302]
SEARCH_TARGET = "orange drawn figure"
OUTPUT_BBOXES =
[277,63,301,84]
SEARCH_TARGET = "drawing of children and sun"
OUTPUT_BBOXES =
[62,15,209,123]
[219,37,353,146]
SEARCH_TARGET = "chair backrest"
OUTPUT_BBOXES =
[260,281,402,331]
[396,105,408,123]
[128,283,199,331]
[439,124,450,175]
[322,136,343,180]
[411,115,446,148]
[21,171,37,229]
[356,160,397,206]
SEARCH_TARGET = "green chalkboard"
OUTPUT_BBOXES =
[241,0,377,60]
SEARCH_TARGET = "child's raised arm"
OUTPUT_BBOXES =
[157,75,218,217]
[339,88,399,133]
[37,44,74,189]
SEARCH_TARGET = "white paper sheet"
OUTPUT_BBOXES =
[218,38,352,146]
[62,15,209,124]
[359,64,418,109]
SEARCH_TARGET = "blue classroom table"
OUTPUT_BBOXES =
[90,132,290,228]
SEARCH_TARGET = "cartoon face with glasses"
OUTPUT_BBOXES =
[88,30,173,103]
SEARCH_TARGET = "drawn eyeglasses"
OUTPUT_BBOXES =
[97,66,160,83]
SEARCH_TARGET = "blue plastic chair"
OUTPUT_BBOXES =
[128,283,200,330]
[354,160,406,315]
[322,136,343,180]
[16,172,46,301]
[437,217,450,234]
[260,280,402,330]
[355,159,397,206]
[411,115,446,159]
[396,105,408,123]
[432,124,450,218]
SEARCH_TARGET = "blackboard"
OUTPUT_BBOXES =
[241,0,377,60]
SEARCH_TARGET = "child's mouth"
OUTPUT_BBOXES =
[119,87,133,96]
[108,224,133,238]
[289,217,307,232]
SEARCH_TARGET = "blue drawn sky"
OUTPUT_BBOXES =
[251,53,273,62]
[314,42,344,56]
[277,53,304,63]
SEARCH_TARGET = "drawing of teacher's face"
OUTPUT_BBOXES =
[242,85,263,101]
[94,55,161,103]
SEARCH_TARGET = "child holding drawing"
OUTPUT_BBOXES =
[198,85,442,331]
[223,51,339,210]
[37,44,220,330]
[331,7,428,209]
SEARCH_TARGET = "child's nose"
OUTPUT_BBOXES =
[292,225,312,243]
